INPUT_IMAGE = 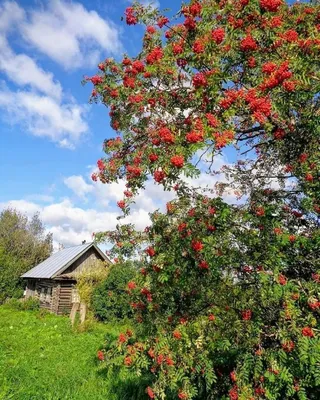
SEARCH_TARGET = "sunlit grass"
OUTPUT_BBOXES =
[0,306,147,400]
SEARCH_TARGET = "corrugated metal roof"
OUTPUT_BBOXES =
[21,243,105,279]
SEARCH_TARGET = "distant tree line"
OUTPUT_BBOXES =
[0,208,52,303]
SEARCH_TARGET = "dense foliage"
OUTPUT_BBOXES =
[92,262,138,321]
[5,297,40,311]
[87,0,320,399]
[75,260,109,308]
[0,209,52,303]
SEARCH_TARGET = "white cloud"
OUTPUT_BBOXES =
[0,199,40,215]
[63,169,173,213]
[0,1,25,32]
[82,165,174,211]
[134,180,174,211]
[92,180,127,207]
[0,85,88,148]
[64,175,94,199]
[0,37,62,100]
[0,2,96,147]
[0,198,151,249]
[21,0,122,69]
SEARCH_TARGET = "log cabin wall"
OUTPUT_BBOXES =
[56,280,76,315]
[51,284,60,314]
[25,279,76,314]
[32,279,56,311]
[62,247,105,276]
[22,245,108,315]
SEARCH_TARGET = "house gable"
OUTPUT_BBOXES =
[22,242,110,279]
[58,246,107,278]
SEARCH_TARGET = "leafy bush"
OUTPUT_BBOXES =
[4,297,40,311]
[23,298,40,311]
[75,260,109,307]
[0,248,24,303]
[3,298,21,310]
[92,262,137,322]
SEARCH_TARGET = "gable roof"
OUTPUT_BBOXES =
[21,242,108,279]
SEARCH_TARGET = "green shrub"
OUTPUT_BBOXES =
[37,308,51,318]
[3,298,21,310]
[75,260,109,307]
[4,297,40,311]
[0,247,24,303]
[22,297,40,311]
[92,262,137,322]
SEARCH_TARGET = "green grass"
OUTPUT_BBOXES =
[0,306,148,400]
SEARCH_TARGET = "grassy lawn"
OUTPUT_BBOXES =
[0,306,147,400]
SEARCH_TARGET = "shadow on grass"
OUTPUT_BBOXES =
[100,369,151,400]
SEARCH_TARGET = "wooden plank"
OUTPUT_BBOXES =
[80,303,87,324]
[70,303,80,325]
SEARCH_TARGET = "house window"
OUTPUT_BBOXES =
[40,287,45,301]
[39,287,52,302]
[45,287,52,303]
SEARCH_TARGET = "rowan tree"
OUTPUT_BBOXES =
[87,0,320,398]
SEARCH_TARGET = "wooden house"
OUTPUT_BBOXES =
[21,242,109,315]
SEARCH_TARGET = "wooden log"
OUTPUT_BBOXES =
[80,303,87,324]
[70,302,80,325]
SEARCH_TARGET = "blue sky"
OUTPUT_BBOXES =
[0,0,235,249]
